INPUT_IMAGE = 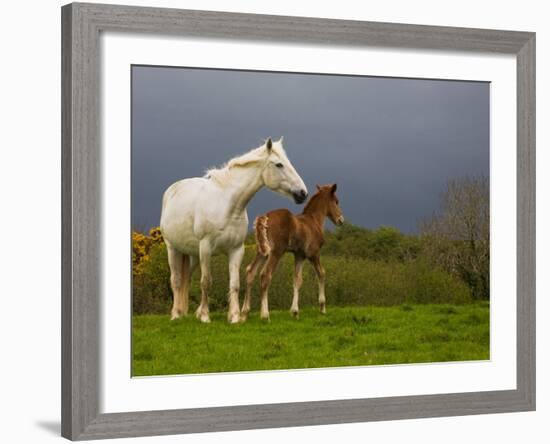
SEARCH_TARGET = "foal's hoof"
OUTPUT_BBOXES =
[260,314,271,322]
[319,304,326,315]
[239,312,249,323]
[290,309,299,319]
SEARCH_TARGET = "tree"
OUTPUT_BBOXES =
[421,176,489,299]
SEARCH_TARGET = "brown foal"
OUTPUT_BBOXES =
[241,184,344,321]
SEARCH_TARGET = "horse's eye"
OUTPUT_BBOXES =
[275,163,284,168]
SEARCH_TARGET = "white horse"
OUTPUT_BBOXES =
[160,138,308,323]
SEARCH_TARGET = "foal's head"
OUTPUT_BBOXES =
[309,184,345,226]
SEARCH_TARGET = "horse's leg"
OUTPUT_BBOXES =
[310,255,327,314]
[290,255,305,318]
[227,245,245,324]
[180,255,198,316]
[195,239,212,323]
[167,244,185,320]
[240,253,267,322]
[189,255,199,279]
[259,253,282,321]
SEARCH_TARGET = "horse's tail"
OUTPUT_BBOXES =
[253,215,271,256]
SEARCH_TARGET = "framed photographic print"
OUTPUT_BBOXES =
[61,2,535,440]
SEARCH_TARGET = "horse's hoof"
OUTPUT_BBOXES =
[195,308,210,323]
[239,313,249,323]
[260,314,270,322]
[199,314,211,323]
[290,309,299,318]
[171,311,181,320]
[319,305,326,315]
[228,313,240,324]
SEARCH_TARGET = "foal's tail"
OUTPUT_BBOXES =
[253,215,271,256]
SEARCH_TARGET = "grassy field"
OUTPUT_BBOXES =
[132,302,489,376]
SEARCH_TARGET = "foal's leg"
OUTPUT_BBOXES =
[259,253,282,321]
[195,239,212,323]
[310,255,327,314]
[227,245,245,324]
[167,244,186,320]
[241,252,267,322]
[290,255,305,318]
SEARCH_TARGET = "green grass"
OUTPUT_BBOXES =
[132,302,489,376]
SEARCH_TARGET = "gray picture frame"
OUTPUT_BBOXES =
[61,2,536,440]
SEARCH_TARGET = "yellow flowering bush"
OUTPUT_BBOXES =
[132,227,165,278]
[132,227,171,314]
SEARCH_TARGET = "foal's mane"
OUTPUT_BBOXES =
[303,187,330,215]
[205,141,285,186]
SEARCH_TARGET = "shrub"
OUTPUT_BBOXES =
[133,241,171,314]
[420,176,489,299]
[323,224,421,262]
[132,227,163,276]
[132,240,471,314]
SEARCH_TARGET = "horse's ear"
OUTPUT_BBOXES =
[316,184,321,191]
[331,183,338,194]
[278,136,284,144]
[266,138,273,152]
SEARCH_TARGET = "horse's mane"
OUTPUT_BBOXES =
[205,141,285,186]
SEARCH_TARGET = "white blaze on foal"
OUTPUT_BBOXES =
[160,138,308,323]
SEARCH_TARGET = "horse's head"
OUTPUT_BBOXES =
[316,183,345,226]
[261,137,308,204]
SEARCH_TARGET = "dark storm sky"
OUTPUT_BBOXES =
[132,65,489,234]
